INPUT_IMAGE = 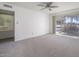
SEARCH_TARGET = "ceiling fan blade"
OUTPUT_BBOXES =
[49,8,52,11]
[50,6,58,8]
[48,2,53,5]
[41,2,53,5]
[37,2,58,11]
[40,7,47,10]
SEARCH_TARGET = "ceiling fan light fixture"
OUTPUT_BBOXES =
[49,8,52,11]
[37,2,59,11]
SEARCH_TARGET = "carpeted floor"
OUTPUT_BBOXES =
[0,34,79,57]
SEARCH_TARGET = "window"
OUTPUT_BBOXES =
[64,17,71,24]
[64,16,79,24]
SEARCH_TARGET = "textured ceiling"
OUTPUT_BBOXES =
[9,2,79,14]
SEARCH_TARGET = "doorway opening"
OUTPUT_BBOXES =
[55,16,79,38]
[0,9,15,42]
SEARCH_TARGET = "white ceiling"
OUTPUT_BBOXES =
[9,2,79,14]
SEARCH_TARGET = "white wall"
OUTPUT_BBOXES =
[15,6,49,41]
[49,15,53,34]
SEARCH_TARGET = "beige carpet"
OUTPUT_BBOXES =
[0,34,79,57]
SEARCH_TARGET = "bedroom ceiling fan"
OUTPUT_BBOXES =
[37,2,59,11]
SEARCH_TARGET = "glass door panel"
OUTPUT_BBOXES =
[56,16,79,36]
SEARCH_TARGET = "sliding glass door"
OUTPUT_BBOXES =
[56,16,79,36]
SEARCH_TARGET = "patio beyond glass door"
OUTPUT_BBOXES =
[56,16,79,36]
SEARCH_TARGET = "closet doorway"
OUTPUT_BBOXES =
[0,9,15,42]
